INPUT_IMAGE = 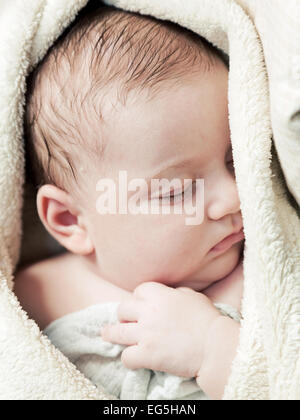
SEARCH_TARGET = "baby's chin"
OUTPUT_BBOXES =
[207,242,243,280]
[181,242,243,291]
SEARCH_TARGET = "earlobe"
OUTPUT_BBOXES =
[36,184,94,255]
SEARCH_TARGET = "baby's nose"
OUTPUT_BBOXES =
[206,174,241,221]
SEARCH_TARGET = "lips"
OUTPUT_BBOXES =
[210,228,245,253]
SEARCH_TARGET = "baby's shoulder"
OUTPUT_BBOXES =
[14,252,73,293]
[13,253,76,330]
[13,252,131,330]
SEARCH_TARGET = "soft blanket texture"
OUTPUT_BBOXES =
[235,0,300,208]
[43,302,240,400]
[0,0,299,400]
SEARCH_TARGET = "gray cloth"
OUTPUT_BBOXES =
[43,302,241,400]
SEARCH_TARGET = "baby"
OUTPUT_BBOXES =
[14,3,245,400]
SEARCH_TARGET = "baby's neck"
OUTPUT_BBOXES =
[75,253,132,301]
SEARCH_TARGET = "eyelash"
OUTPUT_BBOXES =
[157,149,234,205]
[159,181,197,204]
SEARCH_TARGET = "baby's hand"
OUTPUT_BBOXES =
[101,282,221,378]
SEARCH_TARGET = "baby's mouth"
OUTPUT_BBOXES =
[210,228,244,254]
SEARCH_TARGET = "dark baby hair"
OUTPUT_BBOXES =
[24,0,228,191]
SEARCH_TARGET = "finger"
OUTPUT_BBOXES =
[134,281,171,299]
[121,345,143,370]
[101,322,139,346]
[121,343,160,371]
[117,299,141,322]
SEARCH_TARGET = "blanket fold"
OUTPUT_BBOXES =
[0,0,299,400]
[43,302,240,400]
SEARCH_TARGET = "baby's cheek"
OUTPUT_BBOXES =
[94,210,204,287]
[144,244,195,284]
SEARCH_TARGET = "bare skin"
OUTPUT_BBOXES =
[14,251,243,331]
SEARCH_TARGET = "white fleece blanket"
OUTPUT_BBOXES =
[0,0,299,400]
[43,302,240,400]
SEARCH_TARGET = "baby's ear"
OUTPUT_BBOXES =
[36,184,94,255]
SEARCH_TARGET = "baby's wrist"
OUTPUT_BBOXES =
[197,315,227,375]
[196,315,240,399]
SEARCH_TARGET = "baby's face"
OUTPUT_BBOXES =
[79,59,244,291]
